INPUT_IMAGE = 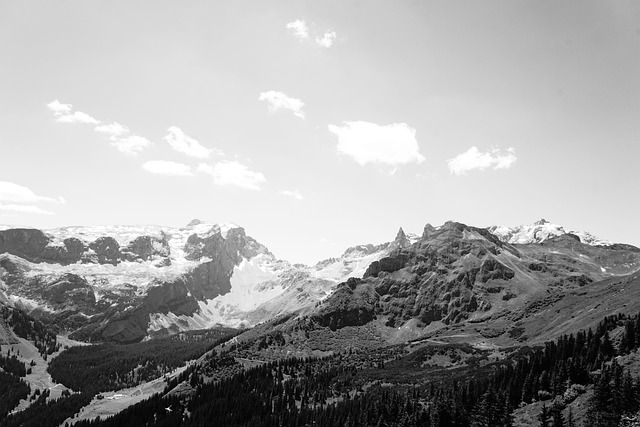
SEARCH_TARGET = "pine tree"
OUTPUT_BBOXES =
[550,404,565,427]
[567,405,574,427]
[539,403,550,427]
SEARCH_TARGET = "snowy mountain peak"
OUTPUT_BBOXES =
[487,219,611,246]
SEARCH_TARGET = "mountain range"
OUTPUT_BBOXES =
[3,218,640,426]
[1,218,635,345]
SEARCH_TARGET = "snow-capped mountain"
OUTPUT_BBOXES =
[2,217,624,344]
[0,220,415,342]
[487,219,612,246]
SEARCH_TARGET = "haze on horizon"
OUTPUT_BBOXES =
[1,1,639,265]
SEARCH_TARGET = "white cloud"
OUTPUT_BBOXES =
[280,189,304,200]
[142,160,193,176]
[46,100,72,115]
[328,121,425,168]
[316,31,336,48]
[163,126,216,159]
[0,203,55,215]
[46,99,99,124]
[47,100,153,156]
[197,161,266,190]
[95,122,129,139]
[447,146,518,175]
[286,19,309,40]
[0,181,63,204]
[110,135,152,156]
[259,91,305,119]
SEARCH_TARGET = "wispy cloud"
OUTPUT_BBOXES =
[316,31,337,48]
[0,181,64,204]
[95,122,151,156]
[198,160,266,190]
[142,160,193,176]
[447,146,517,175]
[47,100,99,124]
[287,19,338,48]
[47,101,152,156]
[259,91,305,119]
[110,135,152,156]
[328,121,425,170]
[0,181,64,216]
[163,126,217,159]
[280,189,304,200]
[286,19,309,41]
[95,122,129,138]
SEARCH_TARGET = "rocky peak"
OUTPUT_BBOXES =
[389,227,411,251]
[422,224,436,240]
[534,218,549,226]
[186,219,204,227]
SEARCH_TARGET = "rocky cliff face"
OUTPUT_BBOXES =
[308,221,640,337]
[3,218,635,345]
[0,221,277,342]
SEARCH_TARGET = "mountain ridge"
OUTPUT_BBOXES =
[0,218,635,345]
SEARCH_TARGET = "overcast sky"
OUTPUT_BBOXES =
[1,1,639,264]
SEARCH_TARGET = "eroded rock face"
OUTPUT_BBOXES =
[0,229,51,262]
[314,278,377,331]
[0,229,174,266]
[0,223,270,343]
[42,274,96,308]
[363,254,410,278]
[88,237,120,265]
[312,220,636,333]
[121,235,170,262]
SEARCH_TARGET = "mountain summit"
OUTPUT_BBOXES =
[487,218,611,246]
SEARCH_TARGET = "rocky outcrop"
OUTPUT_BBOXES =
[478,259,515,282]
[0,229,51,262]
[42,274,96,308]
[422,223,436,240]
[0,223,270,342]
[363,253,411,278]
[314,278,377,331]
[87,237,120,265]
[121,234,170,262]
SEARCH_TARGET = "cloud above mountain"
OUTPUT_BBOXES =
[164,126,219,159]
[0,181,64,216]
[198,161,266,190]
[448,146,517,175]
[47,100,99,124]
[47,101,152,156]
[328,121,425,169]
[286,19,309,41]
[286,19,337,48]
[259,91,305,119]
[316,31,337,48]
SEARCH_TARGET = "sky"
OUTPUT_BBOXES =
[1,1,639,265]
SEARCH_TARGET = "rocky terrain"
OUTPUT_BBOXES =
[3,218,640,426]
[0,220,413,343]
[295,220,640,350]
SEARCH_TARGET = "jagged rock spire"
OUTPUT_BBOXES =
[395,227,407,242]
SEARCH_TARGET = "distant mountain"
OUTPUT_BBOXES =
[272,220,640,350]
[487,218,611,246]
[0,221,415,343]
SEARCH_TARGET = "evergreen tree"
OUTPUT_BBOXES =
[538,403,550,427]
[550,404,565,427]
